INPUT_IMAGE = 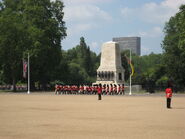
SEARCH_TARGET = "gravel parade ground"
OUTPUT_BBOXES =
[0,93,185,139]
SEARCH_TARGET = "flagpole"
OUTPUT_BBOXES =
[27,53,30,94]
[129,49,132,95]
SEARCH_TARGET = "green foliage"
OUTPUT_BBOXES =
[122,51,166,92]
[62,37,100,85]
[0,0,27,90]
[162,4,185,90]
[156,76,169,87]
[68,62,88,84]
[0,0,66,91]
[121,50,131,81]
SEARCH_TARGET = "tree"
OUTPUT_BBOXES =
[0,0,67,91]
[121,50,130,81]
[68,62,88,85]
[63,37,99,84]
[22,0,67,90]
[77,37,92,75]
[162,4,185,90]
[121,50,166,91]
[0,0,27,91]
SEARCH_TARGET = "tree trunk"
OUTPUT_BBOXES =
[41,82,47,91]
[12,78,16,92]
[30,81,36,91]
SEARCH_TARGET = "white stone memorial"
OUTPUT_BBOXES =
[95,41,125,85]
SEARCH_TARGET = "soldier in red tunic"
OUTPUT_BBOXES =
[75,85,79,95]
[80,85,85,94]
[114,84,117,95]
[102,84,106,95]
[55,84,60,95]
[89,85,93,95]
[59,84,63,95]
[95,85,98,95]
[106,84,109,95]
[97,84,102,100]
[110,84,113,95]
[165,84,173,109]
[121,84,125,95]
[118,84,121,95]
[64,85,68,94]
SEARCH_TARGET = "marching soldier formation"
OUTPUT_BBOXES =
[55,80,175,107]
[55,83,125,96]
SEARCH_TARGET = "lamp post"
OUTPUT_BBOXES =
[129,49,132,95]
[27,53,30,94]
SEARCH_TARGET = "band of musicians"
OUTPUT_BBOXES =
[55,84,125,96]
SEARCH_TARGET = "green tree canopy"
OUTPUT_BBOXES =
[162,4,185,90]
[0,0,66,91]
[63,37,100,85]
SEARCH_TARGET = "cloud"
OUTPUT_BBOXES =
[121,7,133,17]
[138,27,163,38]
[121,0,185,24]
[90,42,100,49]
[128,27,163,38]
[141,46,151,55]
[62,0,113,4]
[91,42,98,48]
[62,1,112,36]
[89,41,103,54]
[64,4,111,22]
[161,0,185,9]
[44,1,112,35]
[67,23,96,36]
[62,0,112,22]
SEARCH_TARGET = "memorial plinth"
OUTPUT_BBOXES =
[95,41,125,85]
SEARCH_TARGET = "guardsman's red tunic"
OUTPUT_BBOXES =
[97,86,102,94]
[165,88,172,98]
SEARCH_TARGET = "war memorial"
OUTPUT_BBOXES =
[95,41,125,85]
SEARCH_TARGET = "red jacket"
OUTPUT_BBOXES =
[97,87,102,94]
[165,88,172,98]
[118,86,121,92]
[121,86,124,91]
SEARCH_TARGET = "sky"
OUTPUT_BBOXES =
[61,0,185,55]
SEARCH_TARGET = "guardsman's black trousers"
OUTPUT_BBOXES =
[98,94,101,100]
[167,98,171,108]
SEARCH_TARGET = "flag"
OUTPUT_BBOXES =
[130,62,134,76]
[23,59,28,78]
[125,55,134,77]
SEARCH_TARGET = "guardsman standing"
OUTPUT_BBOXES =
[55,84,59,95]
[110,84,113,95]
[118,84,121,95]
[95,85,98,95]
[106,84,109,95]
[114,84,117,95]
[81,85,85,94]
[89,85,93,95]
[92,85,96,95]
[59,84,63,94]
[102,84,106,95]
[165,84,173,109]
[79,85,82,94]
[97,84,102,100]
[121,84,125,95]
